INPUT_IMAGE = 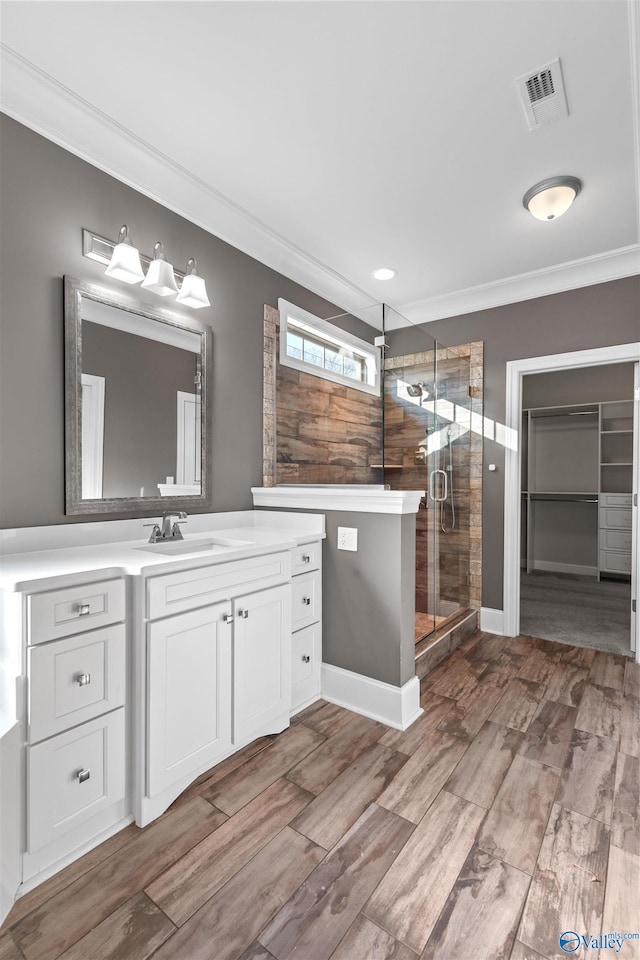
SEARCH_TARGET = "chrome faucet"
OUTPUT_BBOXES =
[145,511,188,543]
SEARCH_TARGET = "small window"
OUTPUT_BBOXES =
[278,299,380,396]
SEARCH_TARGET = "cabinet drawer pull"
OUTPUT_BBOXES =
[302,597,311,606]
[223,614,234,624]
[77,768,91,784]
[301,554,311,563]
[77,603,91,617]
[302,654,310,663]
[75,673,91,687]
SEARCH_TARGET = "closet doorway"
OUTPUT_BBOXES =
[503,342,640,662]
[520,364,635,655]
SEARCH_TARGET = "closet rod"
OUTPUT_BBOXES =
[529,497,598,503]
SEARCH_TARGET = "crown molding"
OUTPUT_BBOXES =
[392,244,640,329]
[1,42,637,331]
[0,45,377,318]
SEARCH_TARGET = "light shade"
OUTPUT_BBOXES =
[176,258,210,309]
[141,242,179,296]
[104,225,145,283]
[523,176,582,221]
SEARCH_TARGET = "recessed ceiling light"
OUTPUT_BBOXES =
[373,267,397,280]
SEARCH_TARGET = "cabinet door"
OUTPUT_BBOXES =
[147,602,232,798]
[233,584,291,744]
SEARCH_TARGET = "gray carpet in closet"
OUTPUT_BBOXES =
[520,571,632,656]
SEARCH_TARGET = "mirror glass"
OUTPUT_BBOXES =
[65,276,212,515]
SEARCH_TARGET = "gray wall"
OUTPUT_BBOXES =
[390,277,639,608]
[284,509,415,686]
[522,362,635,409]
[0,115,376,528]
[82,322,196,498]
[322,511,416,686]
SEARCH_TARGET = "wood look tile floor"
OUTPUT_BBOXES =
[2,632,639,960]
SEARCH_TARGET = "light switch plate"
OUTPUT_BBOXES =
[337,526,358,551]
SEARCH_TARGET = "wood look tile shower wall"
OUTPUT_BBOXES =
[263,306,483,611]
[263,305,383,486]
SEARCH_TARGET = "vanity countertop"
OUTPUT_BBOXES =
[0,511,325,592]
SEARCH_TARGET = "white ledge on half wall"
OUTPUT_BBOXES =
[251,486,425,515]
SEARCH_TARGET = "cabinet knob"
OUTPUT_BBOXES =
[301,554,311,563]
[77,603,91,617]
[77,768,91,784]
[302,597,311,606]
[223,614,234,624]
[238,609,249,619]
[76,673,91,687]
[302,654,310,663]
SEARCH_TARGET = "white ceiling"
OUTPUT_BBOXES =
[1,1,639,327]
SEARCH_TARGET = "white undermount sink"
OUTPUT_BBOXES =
[134,536,255,556]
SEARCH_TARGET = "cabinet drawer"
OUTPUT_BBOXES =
[600,529,633,554]
[599,550,632,574]
[600,493,632,508]
[146,551,291,620]
[28,579,126,645]
[291,541,321,576]
[599,508,632,530]
[28,625,126,744]
[27,708,125,853]
[291,624,321,711]
[292,570,322,632]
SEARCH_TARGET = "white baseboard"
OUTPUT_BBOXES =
[481,607,505,635]
[321,664,422,730]
[532,561,598,577]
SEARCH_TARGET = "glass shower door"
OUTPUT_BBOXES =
[430,344,473,628]
[382,308,439,642]
[383,313,476,643]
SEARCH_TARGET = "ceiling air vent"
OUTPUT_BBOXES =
[516,57,569,130]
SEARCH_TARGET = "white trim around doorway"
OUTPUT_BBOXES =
[503,342,640,663]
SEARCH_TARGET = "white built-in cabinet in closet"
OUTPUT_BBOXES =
[522,399,634,580]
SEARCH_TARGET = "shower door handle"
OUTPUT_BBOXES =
[429,469,448,502]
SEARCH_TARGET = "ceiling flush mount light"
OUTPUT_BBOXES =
[141,242,179,297]
[83,228,210,311]
[104,225,145,284]
[523,176,582,221]
[373,267,397,280]
[176,258,211,309]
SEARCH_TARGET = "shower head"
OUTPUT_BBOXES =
[407,381,428,398]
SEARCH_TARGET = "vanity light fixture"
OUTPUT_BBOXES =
[83,228,211,311]
[522,176,582,221]
[141,242,179,297]
[104,225,145,284]
[175,258,211,309]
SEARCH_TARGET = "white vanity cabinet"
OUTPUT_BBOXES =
[290,542,323,712]
[139,550,295,824]
[0,511,325,914]
[23,578,128,880]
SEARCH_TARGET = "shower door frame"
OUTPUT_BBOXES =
[503,341,640,662]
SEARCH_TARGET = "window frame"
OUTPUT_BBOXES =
[278,298,381,397]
